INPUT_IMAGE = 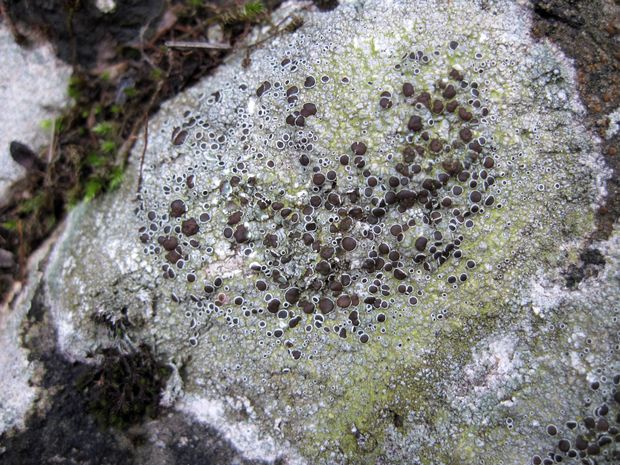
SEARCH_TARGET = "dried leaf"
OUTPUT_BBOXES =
[10,141,46,171]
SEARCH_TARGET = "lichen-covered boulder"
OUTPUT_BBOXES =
[43,0,618,463]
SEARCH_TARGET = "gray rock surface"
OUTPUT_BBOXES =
[0,249,40,433]
[2,1,619,464]
[0,22,71,206]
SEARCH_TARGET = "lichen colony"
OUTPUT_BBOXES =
[45,1,618,463]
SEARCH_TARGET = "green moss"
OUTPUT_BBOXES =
[100,140,116,154]
[83,178,104,202]
[107,166,125,191]
[67,75,83,100]
[92,121,115,136]
[17,193,46,215]
[219,1,266,25]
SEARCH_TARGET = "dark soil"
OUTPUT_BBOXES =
[3,0,167,67]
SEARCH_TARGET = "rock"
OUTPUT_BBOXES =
[0,234,51,435]
[3,1,619,464]
[0,249,14,269]
[0,24,71,207]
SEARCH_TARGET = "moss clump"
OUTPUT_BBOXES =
[77,344,171,429]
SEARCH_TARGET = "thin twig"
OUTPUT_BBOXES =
[116,80,163,170]
[43,118,57,190]
[165,40,232,50]
[17,219,26,281]
[115,123,142,167]
[0,2,27,44]
[136,114,149,196]
[47,118,56,165]
[138,13,159,70]
[239,13,305,52]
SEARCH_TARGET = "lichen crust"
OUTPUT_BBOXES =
[44,1,615,463]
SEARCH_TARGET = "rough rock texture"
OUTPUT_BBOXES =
[531,0,620,241]
[0,22,71,206]
[2,1,620,464]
